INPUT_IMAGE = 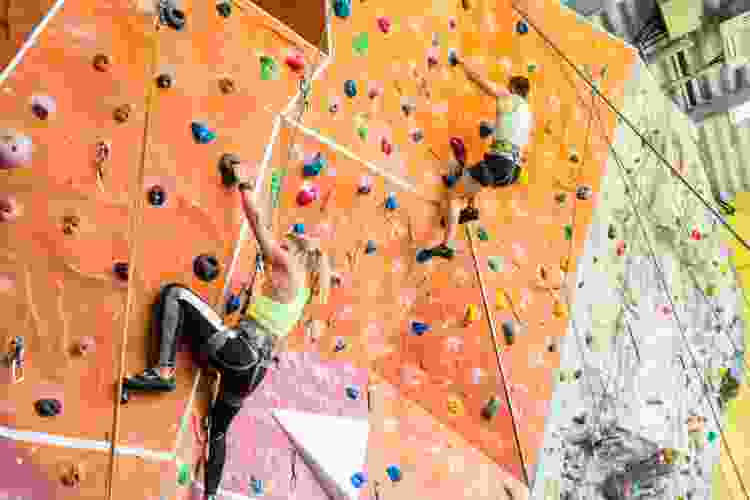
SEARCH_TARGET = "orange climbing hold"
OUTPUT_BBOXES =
[552,299,567,319]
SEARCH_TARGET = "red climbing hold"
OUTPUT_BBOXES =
[377,17,391,34]
[285,53,305,72]
[616,241,626,256]
[381,138,393,156]
[691,229,702,241]
[297,183,319,206]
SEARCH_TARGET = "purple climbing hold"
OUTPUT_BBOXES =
[113,262,129,281]
[194,254,220,282]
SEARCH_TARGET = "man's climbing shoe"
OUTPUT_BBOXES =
[458,206,479,224]
[123,368,176,392]
[205,495,217,500]
[430,244,455,259]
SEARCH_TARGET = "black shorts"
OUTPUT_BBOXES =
[468,153,520,188]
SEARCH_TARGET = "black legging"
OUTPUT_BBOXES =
[152,283,275,496]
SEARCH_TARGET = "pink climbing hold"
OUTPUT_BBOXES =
[427,47,439,68]
[377,16,391,34]
[0,132,32,169]
[449,17,457,30]
[0,196,18,222]
[449,137,466,165]
[77,336,96,356]
[285,53,305,72]
[297,183,319,206]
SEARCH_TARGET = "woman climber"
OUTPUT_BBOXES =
[122,179,331,500]
[423,52,533,261]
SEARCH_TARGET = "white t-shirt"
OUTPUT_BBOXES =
[494,94,532,148]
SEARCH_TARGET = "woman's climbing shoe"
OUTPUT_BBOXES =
[123,368,176,392]
[430,244,455,259]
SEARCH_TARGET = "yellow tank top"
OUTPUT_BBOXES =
[245,286,311,340]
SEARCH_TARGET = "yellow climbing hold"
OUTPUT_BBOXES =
[705,284,717,296]
[496,289,510,310]
[552,299,567,319]
[447,395,465,417]
[465,304,479,325]
[560,257,569,272]
[519,168,529,185]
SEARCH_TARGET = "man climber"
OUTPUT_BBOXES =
[424,53,533,260]
[122,180,331,500]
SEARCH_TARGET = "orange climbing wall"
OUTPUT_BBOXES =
[282,0,637,488]
[0,0,323,497]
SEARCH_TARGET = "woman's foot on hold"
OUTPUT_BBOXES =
[123,367,176,392]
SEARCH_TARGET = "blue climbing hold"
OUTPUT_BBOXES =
[225,293,241,314]
[293,223,305,234]
[249,476,264,495]
[333,0,352,18]
[516,20,529,34]
[344,79,357,98]
[345,385,360,400]
[411,321,430,336]
[303,153,326,177]
[416,249,433,263]
[365,240,377,254]
[386,465,403,482]
[191,122,216,144]
[385,194,398,210]
[351,472,367,488]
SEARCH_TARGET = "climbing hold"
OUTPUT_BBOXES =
[519,169,529,185]
[177,462,191,486]
[303,153,326,177]
[344,80,357,98]
[377,16,391,34]
[93,54,111,72]
[225,293,241,315]
[496,289,510,310]
[218,76,235,94]
[216,0,231,17]
[707,431,717,442]
[386,465,402,482]
[482,396,501,420]
[449,137,467,165]
[449,17,457,30]
[358,175,372,194]
[690,229,702,241]
[120,385,129,404]
[191,122,216,144]
[564,224,573,240]
[30,95,56,120]
[62,215,80,235]
[76,336,95,356]
[352,32,369,56]
[576,185,592,200]
[148,185,167,206]
[158,0,186,30]
[568,148,580,163]
[250,476,264,495]
[447,395,465,416]
[218,153,241,187]
[334,337,347,352]
[34,398,62,417]
[552,299,567,319]
[528,62,538,73]
[0,197,19,222]
[380,137,393,156]
[607,224,616,240]
[416,249,433,263]
[411,321,430,336]
[61,463,84,487]
[259,55,279,81]
[333,0,352,18]
[113,262,129,281]
[477,227,489,241]
[401,102,416,117]
[410,128,424,144]
[547,339,558,352]
[113,104,132,123]
[365,240,377,254]
[385,193,398,210]
[156,73,173,89]
[516,20,529,34]
[345,385,360,400]
[427,49,439,68]
[464,304,479,325]
[560,257,569,272]
[616,241,626,256]
[292,223,305,234]
[357,125,368,140]
[461,0,471,10]
[479,121,494,139]
[502,320,516,345]
[448,48,459,67]
[350,472,367,489]
[368,84,382,99]
[297,183,319,206]
[488,256,502,272]
[555,193,567,205]
[329,103,339,114]
[285,53,306,72]
[705,284,717,297]
[194,254,220,282]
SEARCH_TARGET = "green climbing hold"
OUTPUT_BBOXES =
[564,225,573,240]
[555,193,567,205]
[527,63,537,73]
[477,227,489,241]
[357,125,368,140]
[488,256,502,272]
[177,462,191,486]
[259,55,279,81]
[707,431,718,442]
[353,32,369,56]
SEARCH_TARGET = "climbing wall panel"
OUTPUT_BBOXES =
[118,0,323,454]
[0,0,154,448]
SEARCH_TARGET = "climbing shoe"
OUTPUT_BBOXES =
[458,206,479,224]
[430,244,455,259]
[123,368,176,392]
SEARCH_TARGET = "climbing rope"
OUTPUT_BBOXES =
[105,15,162,500]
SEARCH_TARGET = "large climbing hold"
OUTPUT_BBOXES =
[0,131,32,169]
[303,152,326,177]
[194,254,220,282]
[377,16,391,34]
[191,122,216,144]
[333,0,352,18]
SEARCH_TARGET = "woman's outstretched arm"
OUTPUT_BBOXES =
[238,181,291,270]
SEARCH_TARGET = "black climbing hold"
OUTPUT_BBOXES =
[216,1,231,17]
[607,225,616,240]
[156,74,173,89]
[113,262,129,281]
[120,385,130,404]
[479,121,494,139]
[574,369,583,379]
[194,254,220,282]
[219,153,241,187]
[225,293,241,314]
[148,185,167,206]
[159,0,186,30]
[516,20,529,35]
[572,414,586,425]
[35,398,62,417]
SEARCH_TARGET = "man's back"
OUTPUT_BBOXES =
[494,94,532,149]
